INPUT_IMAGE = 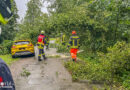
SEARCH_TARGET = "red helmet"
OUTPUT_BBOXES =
[72,30,76,34]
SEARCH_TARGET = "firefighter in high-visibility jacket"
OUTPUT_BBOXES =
[68,30,80,62]
[37,31,47,61]
[61,33,66,45]
[45,35,50,50]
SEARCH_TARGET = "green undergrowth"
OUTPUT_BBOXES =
[65,42,130,89]
[0,54,19,65]
[49,43,57,48]
[50,38,56,41]
[56,44,69,53]
[0,40,13,55]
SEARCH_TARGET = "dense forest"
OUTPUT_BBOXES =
[0,0,129,89]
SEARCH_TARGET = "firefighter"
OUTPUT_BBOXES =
[37,31,47,61]
[68,30,80,62]
[61,33,66,45]
[45,35,50,50]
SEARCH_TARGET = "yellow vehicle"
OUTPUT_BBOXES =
[11,40,35,58]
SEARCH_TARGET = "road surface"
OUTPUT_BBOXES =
[10,48,92,90]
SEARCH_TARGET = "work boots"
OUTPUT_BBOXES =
[38,56,42,61]
[38,55,47,61]
[43,55,47,60]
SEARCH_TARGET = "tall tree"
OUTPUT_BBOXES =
[16,0,43,44]
[24,0,42,25]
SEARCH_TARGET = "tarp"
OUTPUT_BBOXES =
[0,58,15,90]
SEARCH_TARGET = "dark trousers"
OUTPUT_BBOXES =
[38,49,45,60]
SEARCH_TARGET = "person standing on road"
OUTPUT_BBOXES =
[37,31,47,61]
[61,33,66,46]
[68,30,80,62]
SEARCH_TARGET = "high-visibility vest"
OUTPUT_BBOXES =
[69,35,80,48]
[37,35,45,49]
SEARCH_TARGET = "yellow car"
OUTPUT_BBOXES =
[11,40,35,58]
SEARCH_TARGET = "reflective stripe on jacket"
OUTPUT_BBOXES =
[68,35,80,48]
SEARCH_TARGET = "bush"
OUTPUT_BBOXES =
[57,44,69,53]
[0,40,13,55]
[65,41,130,89]
[49,43,57,48]
[65,60,108,82]
[99,41,130,83]
[15,33,30,41]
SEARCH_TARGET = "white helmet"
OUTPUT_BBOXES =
[41,31,45,34]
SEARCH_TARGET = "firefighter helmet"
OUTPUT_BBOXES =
[41,31,45,34]
[72,30,76,34]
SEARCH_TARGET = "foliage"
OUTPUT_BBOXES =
[65,42,130,89]
[57,44,69,53]
[24,0,42,24]
[0,40,13,54]
[21,68,31,77]
[15,0,47,44]
[15,0,130,89]
[49,43,57,48]
[17,0,129,52]
[98,41,130,87]
[46,0,130,52]
[0,54,18,65]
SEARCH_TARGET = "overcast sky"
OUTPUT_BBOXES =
[15,0,48,22]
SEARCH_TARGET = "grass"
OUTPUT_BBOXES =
[50,38,56,41]
[0,54,19,65]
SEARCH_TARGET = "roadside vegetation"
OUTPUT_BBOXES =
[0,0,129,89]
[0,54,18,65]
[65,42,130,89]
[0,0,19,65]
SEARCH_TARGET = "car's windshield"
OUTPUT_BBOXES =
[14,41,29,45]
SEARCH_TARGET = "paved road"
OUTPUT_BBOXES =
[10,48,91,90]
